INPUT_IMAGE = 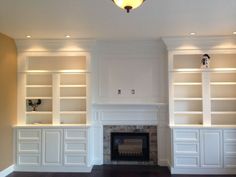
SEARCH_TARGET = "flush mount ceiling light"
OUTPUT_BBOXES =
[112,0,145,13]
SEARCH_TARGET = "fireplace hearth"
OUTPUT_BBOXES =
[111,132,149,161]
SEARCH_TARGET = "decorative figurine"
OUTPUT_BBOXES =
[201,54,210,68]
[28,99,42,111]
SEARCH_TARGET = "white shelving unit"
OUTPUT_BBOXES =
[164,36,236,175]
[168,52,236,126]
[18,53,90,125]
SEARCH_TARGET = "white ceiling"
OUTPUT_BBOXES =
[0,0,236,39]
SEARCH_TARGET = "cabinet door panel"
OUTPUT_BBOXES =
[200,130,222,168]
[174,143,199,155]
[18,154,41,166]
[174,129,199,142]
[18,129,41,141]
[64,129,87,140]
[64,141,87,153]
[64,154,86,166]
[174,156,199,168]
[18,142,40,153]
[224,156,236,168]
[224,130,236,143]
[43,129,62,165]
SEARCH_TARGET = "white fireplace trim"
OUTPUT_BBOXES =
[91,104,168,166]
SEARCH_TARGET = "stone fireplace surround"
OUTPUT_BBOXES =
[103,125,157,165]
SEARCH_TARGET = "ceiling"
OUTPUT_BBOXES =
[0,0,236,39]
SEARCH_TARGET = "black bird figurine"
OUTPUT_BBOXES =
[28,99,42,111]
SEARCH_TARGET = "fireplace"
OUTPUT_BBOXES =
[103,125,157,165]
[111,132,149,161]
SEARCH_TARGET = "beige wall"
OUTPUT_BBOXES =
[0,33,17,170]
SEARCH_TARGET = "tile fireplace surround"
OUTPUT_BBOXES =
[103,125,157,165]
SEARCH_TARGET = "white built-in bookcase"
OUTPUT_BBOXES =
[18,52,91,125]
[169,51,236,126]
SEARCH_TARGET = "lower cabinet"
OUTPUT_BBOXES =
[200,130,222,168]
[42,129,63,166]
[15,126,92,172]
[172,128,236,174]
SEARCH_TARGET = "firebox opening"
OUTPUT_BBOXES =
[111,132,149,161]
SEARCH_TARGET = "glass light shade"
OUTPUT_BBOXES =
[113,0,145,13]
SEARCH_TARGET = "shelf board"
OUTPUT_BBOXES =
[174,98,202,101]
[24,70,89,73]
[211,98,236,101]
[172,68,236,73]
[60,111,86,114]
[212,111,236,115]
[26,97,52,99]
[60,85,87,88]
[173,82,201,86]
[211,82,236,85]
[172,69,202,73]
[60,97,86,99]
[26,111,52,114]
[209,68,236,73]
[26,85,52,88]
[174,111,203,115]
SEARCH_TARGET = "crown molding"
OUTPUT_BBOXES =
[162,36,236,51]
[15,39,96,52]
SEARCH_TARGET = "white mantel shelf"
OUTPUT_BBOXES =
[92,102,167,106]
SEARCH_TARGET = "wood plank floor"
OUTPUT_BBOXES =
[7,165,236,177]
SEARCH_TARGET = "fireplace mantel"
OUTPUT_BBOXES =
[91,103,169,166]
[92,102,167,126]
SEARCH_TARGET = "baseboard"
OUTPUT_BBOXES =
[171,167,236,174]
[0,165,14,177]
[14,165,92,173]
[92,159,103,165]
[158,159,168,166]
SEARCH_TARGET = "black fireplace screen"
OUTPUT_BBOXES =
[111,132,149,161]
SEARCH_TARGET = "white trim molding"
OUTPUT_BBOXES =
[0,165,14,177]
[162,36,236,51]
[15,39,96,52]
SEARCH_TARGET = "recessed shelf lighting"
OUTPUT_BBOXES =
[190,32,196,36]
[26,35,31,38]
[65,35,71,38]
[233,32,236,35]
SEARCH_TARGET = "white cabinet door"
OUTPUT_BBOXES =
[200,130,222,168]
[42,129,62,166]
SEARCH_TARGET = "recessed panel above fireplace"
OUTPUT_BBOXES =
[111,132,149,161]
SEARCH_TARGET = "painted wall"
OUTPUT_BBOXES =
[0,33,17,170]
[91,39,169,165]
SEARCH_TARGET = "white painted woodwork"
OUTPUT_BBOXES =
[18,154,41,166]
[174,156,199,168]
[64,129,87,140]
[200,130,222,168]
[15,127,91,172]
[53,74,60,124]
[42,129,62,166]
[17,43,91,125]
[202,72,211,125]
[64,155,87,166]
[173,129,199,142]
[174,143,199,155]
[18,129,41,141]
[224,156,236,168]
[18,142,41,153]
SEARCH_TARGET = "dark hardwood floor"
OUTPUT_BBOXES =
[7,165,236,177]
